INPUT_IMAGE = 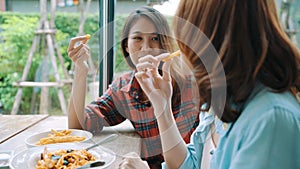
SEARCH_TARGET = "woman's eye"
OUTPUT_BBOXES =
[152,36,159,41]
[132,36,142,41]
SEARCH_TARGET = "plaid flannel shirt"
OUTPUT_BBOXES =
[84,71,199,169]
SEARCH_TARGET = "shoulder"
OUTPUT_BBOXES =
[235,86,300,135]
[221,86,300,168]
[243,87,300,119]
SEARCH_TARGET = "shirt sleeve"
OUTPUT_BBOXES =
[161,132,203,169]
[84,84,126,134]
[230,107,300,169]
[178,135,203,169]
[162,112,214,169]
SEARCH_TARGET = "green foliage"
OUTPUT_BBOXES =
[0,13,40,114]
[0,14,38,74]
[0,73,19,111]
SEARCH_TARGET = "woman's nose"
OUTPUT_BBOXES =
[141,40,151,51]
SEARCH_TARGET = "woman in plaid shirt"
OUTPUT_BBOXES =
[67,6,199,169]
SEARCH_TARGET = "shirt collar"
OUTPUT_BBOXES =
[207,108,232,137]
[120,70,137,93]
[119,70,146,101]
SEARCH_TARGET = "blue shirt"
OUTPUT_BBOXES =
[162,84,300,169]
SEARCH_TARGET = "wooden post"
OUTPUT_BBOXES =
[39,0,49,114]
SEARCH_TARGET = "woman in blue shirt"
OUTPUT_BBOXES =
[119,0,300,169]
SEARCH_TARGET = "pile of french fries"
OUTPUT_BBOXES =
[36,129,86,145]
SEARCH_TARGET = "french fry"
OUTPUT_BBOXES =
[37,136,86,145]
[85,34,91,40]
[162,50,181,62]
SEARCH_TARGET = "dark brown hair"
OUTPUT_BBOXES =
[174,0,300,122]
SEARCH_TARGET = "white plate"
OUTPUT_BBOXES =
[9,143,116,169]
[25,129,93,148]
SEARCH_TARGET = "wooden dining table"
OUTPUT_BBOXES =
[0,114,141,169]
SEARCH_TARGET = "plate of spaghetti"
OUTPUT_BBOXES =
[9,143,116,169]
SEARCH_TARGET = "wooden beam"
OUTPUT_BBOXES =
[35,29,56,34]
[13,82,64,87]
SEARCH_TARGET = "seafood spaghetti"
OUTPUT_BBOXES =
[36,147,97,169]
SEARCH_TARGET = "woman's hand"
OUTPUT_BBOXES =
[135,53,172,118]
[119,152,150,169]
[67,36,90,74]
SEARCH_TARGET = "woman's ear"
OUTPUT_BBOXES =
[125,41,129,53]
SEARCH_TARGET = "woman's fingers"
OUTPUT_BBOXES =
[136,53,169,77]
[135,53,171,88]
[156,53,170,62]
[69,42,90,56]
[138,53,169,67]
[68,35,88,52]
[68,44,83,59]
[135,72,150,89]
[138,54,158,64]
[162,59,171,81]
[136,62,155,72]
[118,152,149,169]
[69,44,90,62]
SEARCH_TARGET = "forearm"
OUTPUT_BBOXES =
[155,104,187,169]
[68,68,88,129]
